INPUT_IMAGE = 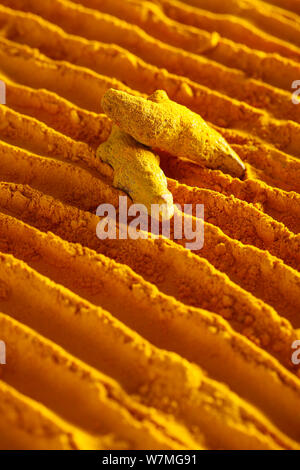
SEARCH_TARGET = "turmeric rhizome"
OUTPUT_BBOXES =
[102,89,245,178]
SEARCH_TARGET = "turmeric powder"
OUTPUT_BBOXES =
[97,126,174,219]
[101,89,246,178]
[2,0,300,451]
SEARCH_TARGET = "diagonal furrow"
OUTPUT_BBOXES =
[263,0,300,15]
[142,0,300,55]
[0,380,124,450]
[74,0,300,55]
[0,0,299,451]
[0,5,298,124]
[0,251,300,446]
[1,106,299,274]
[0,38,300,159]
[3,81,300,237]
[1,0,300,92]
[0,310,201,449]
[1,181,300,358]
[178,0,300,47]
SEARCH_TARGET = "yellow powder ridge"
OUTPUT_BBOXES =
[1,2,300,122]
[0,310,199,450]
[178,0,300,47]
[143,0,300,54]
[1,34,300,158]
[1,181,300,376]
[0,250,299,450]
[3,80,300,237]
[102,89,245,177]
[0,0,299,450]
[263,0,300,15]
[3,0,300,88]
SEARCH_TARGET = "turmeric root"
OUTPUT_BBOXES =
[97,126,174,219]
[102,89,245,178]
